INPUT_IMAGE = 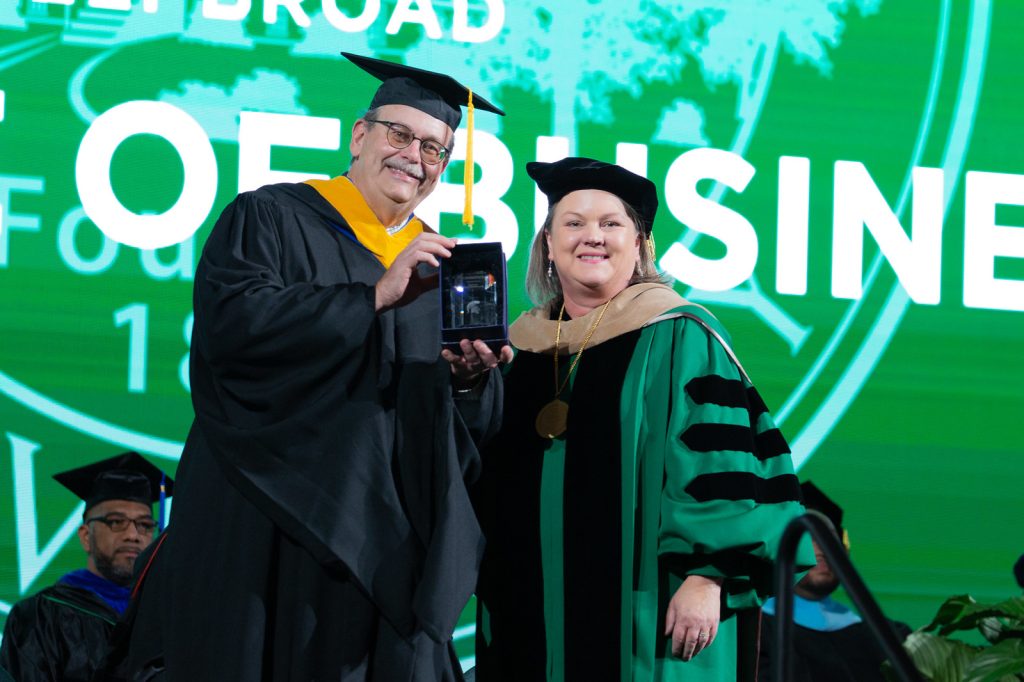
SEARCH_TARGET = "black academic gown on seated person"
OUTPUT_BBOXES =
[122,182,501,681]
[759,613,912,682]
[0,584,117,682]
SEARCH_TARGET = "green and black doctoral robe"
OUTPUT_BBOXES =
[474,284,811,682]
[0,583,117,682]
[122,182,501,681]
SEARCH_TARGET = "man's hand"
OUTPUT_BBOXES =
[375,233,456,312]
[664,575,723,661]
[443,339,513,389]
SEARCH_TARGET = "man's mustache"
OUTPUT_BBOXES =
[384,159,425,180]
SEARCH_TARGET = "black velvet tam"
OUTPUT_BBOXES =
[526,157,659,236]
[342,51,505,130]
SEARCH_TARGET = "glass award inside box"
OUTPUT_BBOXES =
[439,242,508,353]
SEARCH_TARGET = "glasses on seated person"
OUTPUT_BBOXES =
[85,514,157,535]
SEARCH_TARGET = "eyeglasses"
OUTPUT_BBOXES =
[365,119,451,165]
[86,514,157,535]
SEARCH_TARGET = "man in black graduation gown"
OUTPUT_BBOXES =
[122,53,509,681]
[759,482,912,681]
[0,452,172,682]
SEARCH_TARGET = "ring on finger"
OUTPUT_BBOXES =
[697,632,709,641]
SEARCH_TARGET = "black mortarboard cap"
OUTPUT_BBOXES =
[527,157,659,237]
[800,480,846,545]
[342,52,505,130]
[53,451,174,513]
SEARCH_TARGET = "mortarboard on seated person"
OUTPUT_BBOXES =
[0,452,173,682]
[798,480,849,549]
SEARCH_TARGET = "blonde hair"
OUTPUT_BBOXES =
[525,196,665,307]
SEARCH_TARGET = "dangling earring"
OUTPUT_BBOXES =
[547,260,554,278]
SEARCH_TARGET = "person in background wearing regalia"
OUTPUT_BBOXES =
[759,481,912,681]
[0,452,172,682]
[121,53,510,681]
[472,158,813,681]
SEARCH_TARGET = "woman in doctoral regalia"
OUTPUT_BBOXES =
[472,157,813,681]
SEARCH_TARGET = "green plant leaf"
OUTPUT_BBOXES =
[994,627,1024,643]
[963,638,1024,682]
[904,631,980,682]
[976,618,1024,645]
[991,598,1024,621]
[938,598,1024,637]
[979,617,1005,644]
[925,595,976,632]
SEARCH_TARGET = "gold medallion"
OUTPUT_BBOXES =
[536,300,610,440]
[535,399,569,439]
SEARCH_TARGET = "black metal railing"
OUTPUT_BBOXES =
[773,513,923,682]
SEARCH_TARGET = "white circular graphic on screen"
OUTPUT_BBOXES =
[75,100,218,250]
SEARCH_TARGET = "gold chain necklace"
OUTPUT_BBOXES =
[535,300,611,439]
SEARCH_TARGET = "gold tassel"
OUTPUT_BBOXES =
[462,89,475,229]
[647,234,656,261]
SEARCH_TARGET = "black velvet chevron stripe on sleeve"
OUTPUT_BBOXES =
[684,472,801,503]
[685,375,748,408]
[755,428,791,458]
[660,549,776,592]
[680,423,791,461]
[681,375,789,461]
[746,386,769,420]
[684,375,769,421]
[682,423,754,454]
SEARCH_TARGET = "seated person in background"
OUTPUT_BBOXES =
[759,481,911,681]
[0,452,172,682]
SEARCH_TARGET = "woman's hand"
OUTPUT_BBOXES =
[443,339,513,389]
[664,574,723,661]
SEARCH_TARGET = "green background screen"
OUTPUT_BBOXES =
[2,0,1022,665]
